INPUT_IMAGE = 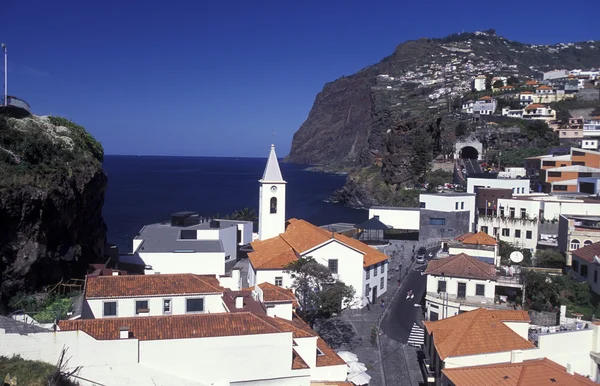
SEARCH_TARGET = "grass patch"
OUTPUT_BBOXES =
[0,355,78,386]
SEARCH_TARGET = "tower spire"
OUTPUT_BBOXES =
[260,144,284,182]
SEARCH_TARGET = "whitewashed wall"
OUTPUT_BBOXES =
[467,178,530,194]
[363,262,389,306]
[537,328,596,379]
[419,194,476,230]
[134,251,226,275]
[369,207,420,230]
[266,303,293,320]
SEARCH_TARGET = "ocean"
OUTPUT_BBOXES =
[102,155,367,253]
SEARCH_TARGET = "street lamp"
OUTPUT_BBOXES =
[2,43,6,106]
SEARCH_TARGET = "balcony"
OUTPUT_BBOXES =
[497,266,524,287]
[426,292,515,310]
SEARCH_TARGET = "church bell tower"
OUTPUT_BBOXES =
[258,144,286,240]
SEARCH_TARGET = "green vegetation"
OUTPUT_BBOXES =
[492,147,547,167]
[425,169,453,192]
[534,249,566,268]
[411,126,433,182]
[285,257,355,327]
[524,271,599,319]
[492,80,504,89]
[8,292,76,323]
[498,241,532,266]
[48,116,104,162]
[0,355,77,386]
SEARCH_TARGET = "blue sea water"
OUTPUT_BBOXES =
[102,155,367,252]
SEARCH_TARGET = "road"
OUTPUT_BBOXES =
[380,246,438,342]
[463,158,482,175]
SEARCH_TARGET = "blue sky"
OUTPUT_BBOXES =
[1,1,598,157]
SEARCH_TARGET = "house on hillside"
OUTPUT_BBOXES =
[424,253,523,321]
[522,104,556,121]
[442,231,499,266]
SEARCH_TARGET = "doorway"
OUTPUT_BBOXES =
[458,283,466,299]
[372,286,378,303]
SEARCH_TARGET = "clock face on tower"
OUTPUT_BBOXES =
[270,185,277,193]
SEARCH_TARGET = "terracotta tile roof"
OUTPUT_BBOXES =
[526,80,539,85]
[85,274,224,298]
[249,219,388,269]
[423,308,533,360]
[58,312,284,341]
[537,85,553,90]
[478,96,492,100]
[221,290,266,314]
[500,85,515,89]
[293,349,310,369]
[520,91,534,94]
[455,232,473,242]
[316,337,347,367]
[425,253,496,280]
[524,103,547,110]
[254,313,317,339]
[254,282,299,307]
[571,241,600,263]
[460,231,497,246]
[443,358,596,386]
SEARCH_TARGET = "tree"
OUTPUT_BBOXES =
[285,257,355,326]
[534,249,566,268]
[454,121,468,138]
[411,127,433,183]
[498,241,532,266]
[492,80,504,89]
[485,74,493,90]
[507,76,519,86]
[230,207,257,222]
[425,169,453,192]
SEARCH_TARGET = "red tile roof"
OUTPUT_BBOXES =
[571,241,600,263]
[461,231,497,246]
[249,219,389,269]
[455,232,474,242]
[221,290,267,314]
[520,91,534,94]
[252,282,299,307]
[293,349,310,369]
[423,308,533,360]
[443,358,596,386]
[537,85,553,90]
[478,96,492,101]
[524,103,547,110]
[58,312,283,340]
[316,337,346,367]
[425,253,496,280]
[85,274,224,298]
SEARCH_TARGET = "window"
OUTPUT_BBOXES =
[526,230,532,239]
[515,229,521,238]
[366,268,370,279]
[573,150,585,156]
[520,208,527,218]
[380,277,384,290]
[581,264,589,278]
[502,228,510,237]
[163,299,172,314]
[455,202,459,210]
[365,284,370,297]
[573,161,585,166]
[429,218,446,226]
[328,259,338,274]
[381,263,385,274]
[186,298,204,313]
[580,172,592,178]
[437,280,446,293]
[419,202,426,208]
[573,260,580,272]
[481,226,488,233]
[237,229,242,244]
[544,161,556,167]
[548,171,562,178]
[500,207,505,217]
[509,208,515,218]
[270,197,277,214]
[461,202,464,210]
[476,284,485,296]
[571,239,581,250]
[135,300,149,315]
[316,348,325,357]
[554,185,568,191]
[275,277,283,287]
[493,227,499,236]
[180,229,197,239]
[374,264,378,277]
[103,301,117,317]
[584,240,593,247]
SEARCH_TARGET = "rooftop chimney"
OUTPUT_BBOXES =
[510,350,523,363]
[566,363,574,375]
[235,295,244,309]
[119,326,130,339]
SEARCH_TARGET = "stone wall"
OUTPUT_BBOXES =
[419,209,471,243]
[529,310,559,326]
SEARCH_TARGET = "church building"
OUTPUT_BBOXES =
[249,145,390,309]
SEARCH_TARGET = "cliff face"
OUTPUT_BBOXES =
[0,112,107,302]
[286,31,600,169]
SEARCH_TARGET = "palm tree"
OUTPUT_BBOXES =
[231,207,258,222]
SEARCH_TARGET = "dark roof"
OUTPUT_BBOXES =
[354,216,391,231]
[135,223,224,253]
[0,316,51,335]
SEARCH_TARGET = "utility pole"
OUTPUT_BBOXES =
[2,43,6,106]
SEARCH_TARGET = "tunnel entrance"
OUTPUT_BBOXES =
[459,146,479,159]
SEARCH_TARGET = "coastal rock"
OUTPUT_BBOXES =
[0,113,106,304]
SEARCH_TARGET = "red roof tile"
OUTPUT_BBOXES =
[293,349,310,369]
[443,358,596,386]
[460,231,497,246]
[423,308,533,360]
[524,103,547,110]
[571,241,600,263]
[316,337,346,367]
[85,274,224,298]
[58,312,283,340]
[425,253,496,280]
[253,282,299,307]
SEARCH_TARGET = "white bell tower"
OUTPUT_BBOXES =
[258,144,286,240]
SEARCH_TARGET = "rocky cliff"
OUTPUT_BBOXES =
[0,111,106,304]
[285,30,600,205]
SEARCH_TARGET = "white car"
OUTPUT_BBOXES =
[416,255,426,264]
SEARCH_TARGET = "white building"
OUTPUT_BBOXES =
[544,69,570,80]
[472,75,486,91]
[368,206,420,231]
[259,144,287,241]
[498,167,526,179]
[570,241,600,296]
[471,97,497,115]
[461,100,474,114]
[419,193,476,232]
[501,107,524,118]
[583,117,600,137]
[120,213,253,276]
[249,147,390,309]
[424,253,522,321]
[423,308,600,385]
[443,231,499,266]
[582,139,599,150]
[82,273,236,319]
[523,103,556,121]
[467,177,530,195]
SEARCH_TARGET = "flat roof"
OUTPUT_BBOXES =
[370,206,421,211]
[136,223,224,253]
[420,193,475,197]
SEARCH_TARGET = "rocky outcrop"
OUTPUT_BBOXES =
[0,113,106,303]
